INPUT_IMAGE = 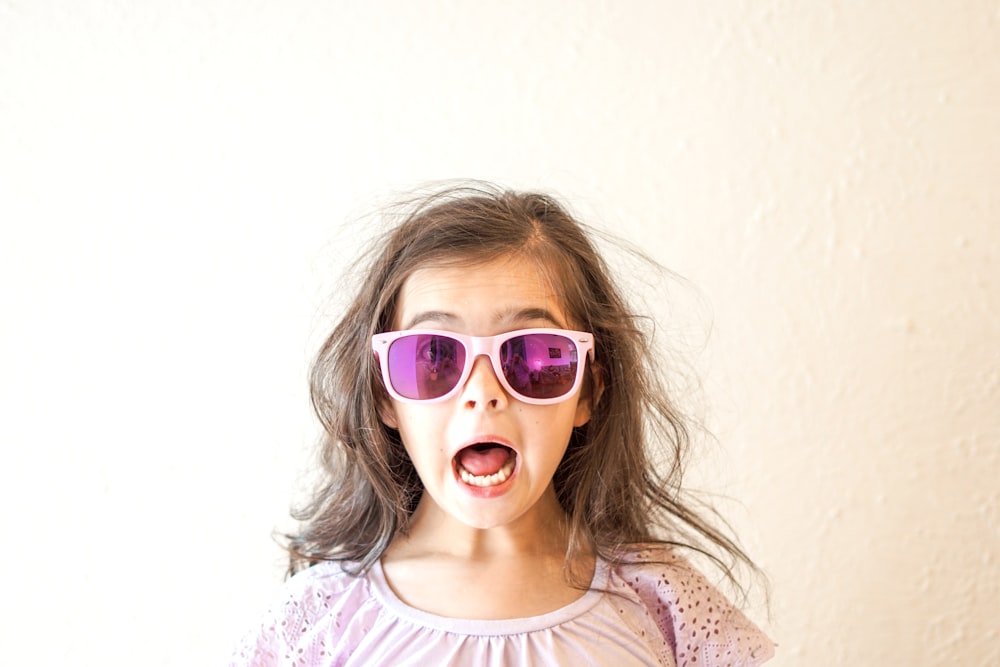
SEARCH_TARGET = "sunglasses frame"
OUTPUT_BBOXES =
[371,328,595,405]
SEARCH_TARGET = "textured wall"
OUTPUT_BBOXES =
[1,1,997,665]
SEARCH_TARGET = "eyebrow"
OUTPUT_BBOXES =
[502,307,564,327]
[403,307,564,330]
[403,310,458,330]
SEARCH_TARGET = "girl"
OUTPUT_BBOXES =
[231,185,774,666]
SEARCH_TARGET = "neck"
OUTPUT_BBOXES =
[391,486,574,562]
[379,486,596,619]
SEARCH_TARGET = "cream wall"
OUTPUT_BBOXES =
[2,2,997,665]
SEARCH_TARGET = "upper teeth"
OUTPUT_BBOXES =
[458,456,516,487]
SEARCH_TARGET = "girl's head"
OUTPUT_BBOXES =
[295,184,706,575]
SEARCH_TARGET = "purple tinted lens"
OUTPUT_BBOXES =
[501,333,579,400]
[387,334,467,400]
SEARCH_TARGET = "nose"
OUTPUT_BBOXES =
[461,355,509,410]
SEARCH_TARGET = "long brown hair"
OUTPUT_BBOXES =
[289,183,756,592]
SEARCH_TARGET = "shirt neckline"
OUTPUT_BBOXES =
[369,556,609,636]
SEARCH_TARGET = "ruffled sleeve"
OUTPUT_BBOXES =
[228,562,376,667]
[615,548,774,667]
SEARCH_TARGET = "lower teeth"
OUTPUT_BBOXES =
[458,457,515,487]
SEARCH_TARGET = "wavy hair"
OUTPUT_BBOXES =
[288,183,757,593]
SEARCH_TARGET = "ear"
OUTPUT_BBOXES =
[377,396,399,429]
[573,363,604,427]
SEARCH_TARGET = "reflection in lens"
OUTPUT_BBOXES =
[502,334,578,399]
[388,334,466,399]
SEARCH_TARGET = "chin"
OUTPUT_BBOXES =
[453,506,526,531]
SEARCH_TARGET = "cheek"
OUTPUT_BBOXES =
[532,404,580,440]
[392,406,446,458]
[534,399,590,432]
[391,402,428,430]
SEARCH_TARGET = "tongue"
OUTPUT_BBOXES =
[457,445,511,476]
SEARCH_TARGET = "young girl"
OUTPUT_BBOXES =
[231,185,774,666]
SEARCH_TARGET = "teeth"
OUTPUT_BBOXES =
[457,455,516,487]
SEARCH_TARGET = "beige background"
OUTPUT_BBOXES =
[2,1,998,665]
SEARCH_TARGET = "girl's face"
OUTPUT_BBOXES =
[378,255,595,533]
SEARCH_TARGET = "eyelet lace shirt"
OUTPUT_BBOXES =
[230,547,773,666]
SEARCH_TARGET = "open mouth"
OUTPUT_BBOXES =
[454,443,517,488]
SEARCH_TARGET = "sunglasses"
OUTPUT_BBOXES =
[372,328,595,405]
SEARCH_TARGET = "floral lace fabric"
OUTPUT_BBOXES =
[230,547,773,666]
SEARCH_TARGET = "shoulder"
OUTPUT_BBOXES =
[609,545,775,666]
[229,561,376,667]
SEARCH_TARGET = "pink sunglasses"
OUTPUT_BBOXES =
[372,328,595,405]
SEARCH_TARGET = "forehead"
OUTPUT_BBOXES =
[394,255,571,330]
